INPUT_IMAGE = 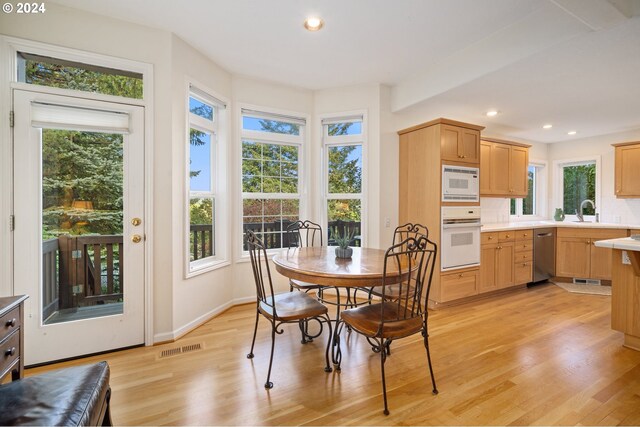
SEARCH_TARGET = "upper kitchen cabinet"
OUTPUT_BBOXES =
[480,138,530,198]
[613,141,640,198]
[440,122,482,165]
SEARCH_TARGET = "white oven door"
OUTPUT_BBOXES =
[441,223,481,270]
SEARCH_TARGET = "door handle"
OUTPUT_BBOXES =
[131,235,143,243]
[131,217,142,226]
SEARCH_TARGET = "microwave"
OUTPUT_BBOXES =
[442,165,479,202]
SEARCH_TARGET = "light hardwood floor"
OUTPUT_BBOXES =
[27,283,640,425]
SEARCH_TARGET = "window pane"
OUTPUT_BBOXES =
[522,166,535,215]
[242,116,300,135]
[327,199,362,247]
[189,129,211,192]
[328,145,362,194]
[190,198,214,261]
[189,97,213,121]
[563,163,595,216]
[510,198,516,215]
[242,141,298,194]
[19,52,143,99]
[328,122,362,136]
[242,198,299,250]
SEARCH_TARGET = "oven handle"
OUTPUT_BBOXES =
[442,222,482,230]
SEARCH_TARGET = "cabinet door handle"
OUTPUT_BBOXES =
[6,318,16,327]
[5,347,16,357]
[458,274,464,278]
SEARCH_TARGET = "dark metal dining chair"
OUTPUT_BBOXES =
[245,230,333,389]
[341,235,438,415]
[366,223,430,355]
[285,220,326,343]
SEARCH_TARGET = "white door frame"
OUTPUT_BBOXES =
[0,35,155,347]
[14,89,146,364]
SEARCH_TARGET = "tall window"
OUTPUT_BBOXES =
[187,86,224,272]
[323,116,364,246]
[241,109,304,251]
[562,161,596,216]
[510,164,544,217]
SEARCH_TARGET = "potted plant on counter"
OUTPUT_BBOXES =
[332,226,354,259]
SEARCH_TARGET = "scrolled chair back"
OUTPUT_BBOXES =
[379,235,437,327]
[285,220,323,248]
[393,223,429,245]
[245,230,277,317]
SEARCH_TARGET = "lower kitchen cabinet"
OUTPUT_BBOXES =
[440,268,479,302]
[480,232,515,292]
[556,228,628,280]
[514,229,533,284]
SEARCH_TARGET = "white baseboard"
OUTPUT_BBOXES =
[152,296,256,344]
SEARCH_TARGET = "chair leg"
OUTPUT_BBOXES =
[423,328,438,395]
[379,337,390,415]
[264,320,276,389]
[298,320,311,344]
[247,308,259,359]
[323,315,333,373]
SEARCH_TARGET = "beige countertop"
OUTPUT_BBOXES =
[481,220,640,232]
[594,237,640,252]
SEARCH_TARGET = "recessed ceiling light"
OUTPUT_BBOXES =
[304,17,324,31]
[543,124,553,129]
[486,110,498,117]
[568,131,577,135]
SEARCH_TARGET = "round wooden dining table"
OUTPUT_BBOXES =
[272,246,402,287]
[272,246,401,369]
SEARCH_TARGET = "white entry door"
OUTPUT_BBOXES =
[13,90,145,365]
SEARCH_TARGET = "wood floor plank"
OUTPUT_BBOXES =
[24,283,640,425]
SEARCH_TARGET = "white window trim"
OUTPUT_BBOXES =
[184,78,230,277]
[0,35,155,344]
[236,103,310,261]
[510,159,548,221]
[320,110,367,246]
[552,155,601,222]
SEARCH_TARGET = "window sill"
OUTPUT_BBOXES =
[509,215,546,222]
[186,259,231,279]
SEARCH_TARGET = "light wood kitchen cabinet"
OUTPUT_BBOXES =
[514,229,533,284]
[440,268,480,302]
[556,228,628,280]
[441,124,480,165]
[480,138,530,198]
[480,244,498,293]
[398,118,485,307]
[613,141,640,198]
[480,232,515,292]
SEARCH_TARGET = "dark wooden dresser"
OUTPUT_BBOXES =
[0,295,28,383]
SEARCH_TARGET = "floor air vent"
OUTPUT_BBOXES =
[159,343,203,358]
[573,278,601,286]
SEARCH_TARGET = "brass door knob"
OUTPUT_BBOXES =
[132,235,143,243]
[131,217,142,226]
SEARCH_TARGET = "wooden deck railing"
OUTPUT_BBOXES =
[42,234,123,314]
[241,219,362,250]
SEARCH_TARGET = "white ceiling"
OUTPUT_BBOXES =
[51,0,640,143]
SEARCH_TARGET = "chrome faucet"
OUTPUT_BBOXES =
[575,199,595,222]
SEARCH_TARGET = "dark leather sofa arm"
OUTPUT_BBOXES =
[0,361,112,426]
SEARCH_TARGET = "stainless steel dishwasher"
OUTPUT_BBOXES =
[531,228,556,284]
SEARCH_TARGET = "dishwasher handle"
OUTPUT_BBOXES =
[536,232,553,238]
